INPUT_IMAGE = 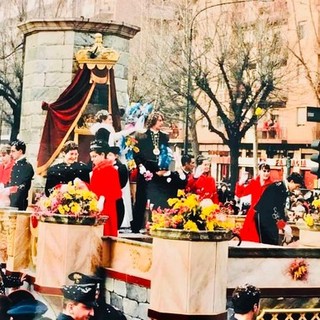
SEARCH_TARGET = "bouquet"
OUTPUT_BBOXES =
[150,190,233,232]
[34,180,100,218]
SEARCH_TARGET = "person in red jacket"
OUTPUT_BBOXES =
[89,140,122,237]
[235,163,273,242]
[187,156,219,204]
[0,144,15,186]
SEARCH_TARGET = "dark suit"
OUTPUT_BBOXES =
[114,159,129,228]
[45,161,91,196]
[254,181,288,245]
[131,129,169,232]
[9,158,34,210]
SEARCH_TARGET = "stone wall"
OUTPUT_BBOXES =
[106,278,150,320]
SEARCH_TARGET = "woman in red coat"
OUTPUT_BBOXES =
[89,140,122,236]
[235,163,273,242]
[187,156,219,204]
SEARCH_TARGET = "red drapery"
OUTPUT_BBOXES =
[37,65,120,175]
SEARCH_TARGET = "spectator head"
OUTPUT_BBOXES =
[61,283,97,319]
[0,144,11,155]
[62,141,78,154]
[10,140,26,155]
[95,110,110,123]
[7,290,48,320]
[231,284,261,315]
[181,154,195,172]
[62,141,79,165]
[0,294,12,320]
[146,111,164,129]
[258,163,270,171]
[287,172,305,191]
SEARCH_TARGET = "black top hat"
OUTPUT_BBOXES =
[68,272,102,285]
[7,299,48,319]
[62,283,98,307]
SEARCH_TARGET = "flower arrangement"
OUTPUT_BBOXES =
[34,181,100,218]
[120,135,139,171]
[150,190,233,232]
[287,258,308,281]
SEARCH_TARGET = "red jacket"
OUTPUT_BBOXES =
[235,176,273,242]
[187,173,219,204]
[0,160,15,185]
[90,159,122,236]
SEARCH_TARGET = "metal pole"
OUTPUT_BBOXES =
[183,0,267,155]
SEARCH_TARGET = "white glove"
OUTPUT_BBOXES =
[139,164,147,175]
[194,166,203,179]
[238,172,249,185]
[283,224,293,243]
[98,196,105,212]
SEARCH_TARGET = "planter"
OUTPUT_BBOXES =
[35,221,104,289]
[39,214,108,226]
[296,221,320,247]
[148,228,238,319]
[150,227,240,242]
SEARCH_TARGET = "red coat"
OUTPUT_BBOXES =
[235,176,273,242]
[187,173,219,204]
[0,160,15,185]
[90,159,122,236]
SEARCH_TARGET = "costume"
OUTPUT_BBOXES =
[90,159,122,236]
[254,181,288,245]
[113,159,129,228]
[9,157,34,210]
[187,173,219,204]
[217,187,232,204]
[235,176,273,242]
[132,129,169,232]
[146,172,187,209]
[0,160,15,186]
[45,161,91,196]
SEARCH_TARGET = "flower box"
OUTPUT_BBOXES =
[39,214,107,226]
[150,227,237,242]
[148,227,234,319]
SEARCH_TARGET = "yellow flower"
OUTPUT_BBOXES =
[184,220,199,231]
[304,214,314,227]
[58,205,65,214]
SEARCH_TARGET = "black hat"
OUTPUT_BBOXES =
[62,283,98,307]
[7,299,48,319]
[106,146,120,155]
[90,140,109,153]
[68,272,102,285]
[7,290,35,306]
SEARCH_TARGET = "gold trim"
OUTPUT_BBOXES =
[258,308,320,320]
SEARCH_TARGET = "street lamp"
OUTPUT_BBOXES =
[183,0,271,154]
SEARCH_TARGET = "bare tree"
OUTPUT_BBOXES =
[129,2,289,191]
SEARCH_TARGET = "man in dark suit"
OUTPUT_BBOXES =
[131,111,170,233]
[180,154,195,178]
[9,140,34,210]
[254,172,305,245]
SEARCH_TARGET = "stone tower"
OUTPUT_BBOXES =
[17,19,140,187]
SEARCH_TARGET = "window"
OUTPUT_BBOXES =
[297,106,306,126]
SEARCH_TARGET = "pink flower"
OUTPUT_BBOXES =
[144,170,153,181]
